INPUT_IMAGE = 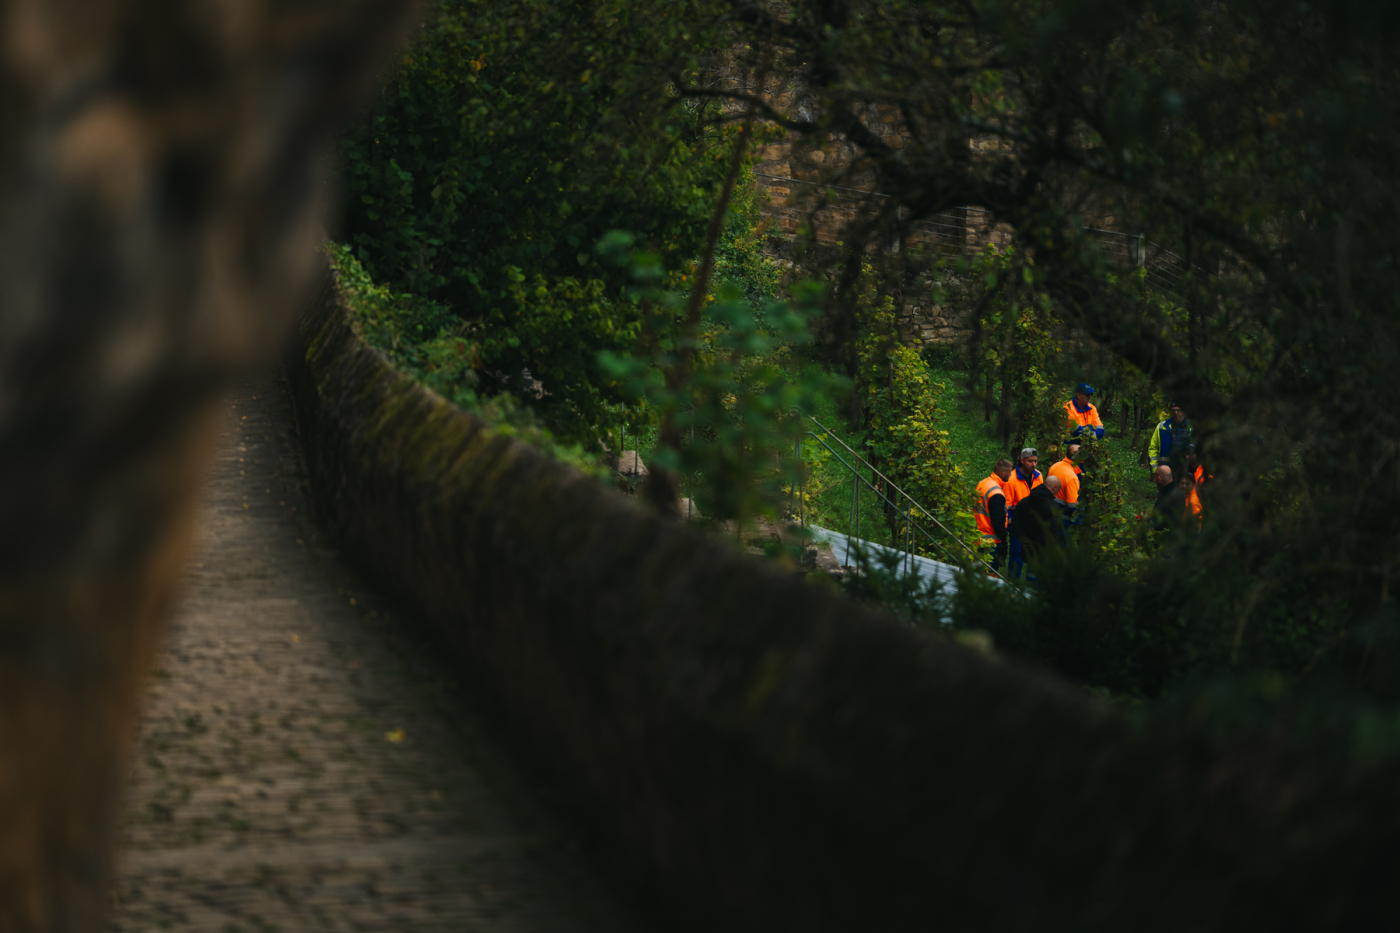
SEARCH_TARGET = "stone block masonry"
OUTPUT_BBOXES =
[742,105,1018,348]
[895,300,976,349]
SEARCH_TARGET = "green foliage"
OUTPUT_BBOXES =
[712,172,781,306]
[598,233,842,521]
[333,0,1400,701]
[691,0,1400,696]
[965,245,1062,457]
[328,243,604,475]
[335,0,836,527]
[840,544,950,626]
[1070,433,1134,573]
[337,0,733,441]
[856,268,979,555]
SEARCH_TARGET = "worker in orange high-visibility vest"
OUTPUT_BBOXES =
[1181,469,1201,530]
[1047,438,1082,505]
[1064,383,1105,439]
[974,459,1014,571]
[1183,443,1210,530]
[1002,447,1044,508]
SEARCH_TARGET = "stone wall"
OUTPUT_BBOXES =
[736,73,1020,249]
[729,74,1143,351]
[896,300,975,348]
[741,100,1017,346]
[285,258,1400,932]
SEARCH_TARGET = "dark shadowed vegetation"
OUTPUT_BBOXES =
[334,0,1400,706]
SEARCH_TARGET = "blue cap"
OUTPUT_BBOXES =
[1076,383,1095,396]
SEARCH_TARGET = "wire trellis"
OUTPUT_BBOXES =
[792,407,1002,580]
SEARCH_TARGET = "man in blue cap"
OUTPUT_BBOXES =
[1064,383,1105,439]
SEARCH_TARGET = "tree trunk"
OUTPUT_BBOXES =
[647,115,755,518]
[0,1,421,925]
[997,369,1013,452]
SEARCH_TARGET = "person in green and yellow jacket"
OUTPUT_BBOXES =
[1147,401,1192,472]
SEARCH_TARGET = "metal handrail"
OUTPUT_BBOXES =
[794,408,1002,579]
[799,409,987,561]
[802,431,966,570]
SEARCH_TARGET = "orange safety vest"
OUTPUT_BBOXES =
[1047,457,1081,505]
[1185,465,1211,528]
[1002,466,1043,508]
[974,474,1005,541]
[1064,398,1104,432]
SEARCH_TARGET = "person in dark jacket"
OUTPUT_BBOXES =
[1015,475,1072,564]
[1150,465,1185,532]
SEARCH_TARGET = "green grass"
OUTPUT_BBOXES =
[928,364,1163,521]
[798,362,1164,548]
[788,360,969,558]
[620,354,1166,542]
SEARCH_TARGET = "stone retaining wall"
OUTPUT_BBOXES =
[283,261,1398,932]
[897,301,975,348]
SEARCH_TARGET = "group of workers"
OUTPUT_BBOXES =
[973,384,1209,577]
[1148,400,1207,531]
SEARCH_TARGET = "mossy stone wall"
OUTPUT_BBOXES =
[284,264,1398,931]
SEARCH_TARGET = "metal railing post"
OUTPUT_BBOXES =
[793,420,803,529]
[795,409,1002,579]
[689,405,695,524]
[846,462,858,569]
[906,504,914,575]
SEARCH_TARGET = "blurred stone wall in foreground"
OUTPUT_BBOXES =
[286,260,1400,932]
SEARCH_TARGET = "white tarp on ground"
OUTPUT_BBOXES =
[806,524,1003,594]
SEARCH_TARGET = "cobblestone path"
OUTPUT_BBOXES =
[110,374,637,932]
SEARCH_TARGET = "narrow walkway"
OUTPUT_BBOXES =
[111,374,638,931]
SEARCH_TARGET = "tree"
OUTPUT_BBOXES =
[678,0,1400,686]
[338,0,735,444]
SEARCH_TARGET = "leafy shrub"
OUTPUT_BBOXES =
[597,233,840,521]
[337,0,732,442]
[964,245,1062,457]
[855,269,979,555]
[329,243,604,474]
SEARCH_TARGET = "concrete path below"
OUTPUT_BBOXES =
[110,373,639,932]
